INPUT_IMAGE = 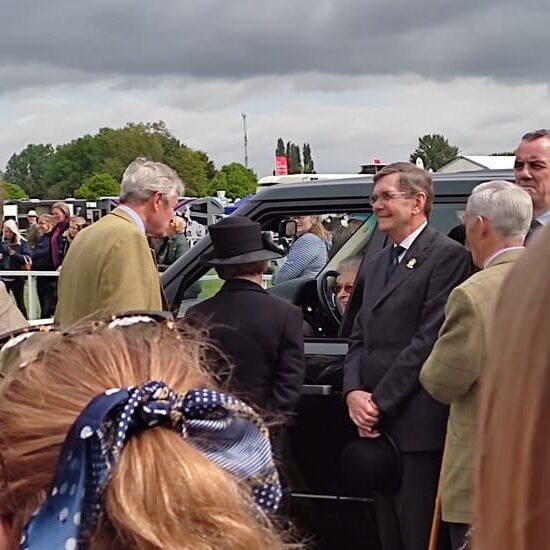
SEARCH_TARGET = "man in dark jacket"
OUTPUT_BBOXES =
[343,163,472,550]
[186,216,305,419]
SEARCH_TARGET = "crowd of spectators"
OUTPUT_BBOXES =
[1,129,550,549]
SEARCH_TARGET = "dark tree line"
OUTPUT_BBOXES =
[275,138,315,174]
[3,122,257,200]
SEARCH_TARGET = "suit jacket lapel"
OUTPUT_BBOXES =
[372,225,435,310]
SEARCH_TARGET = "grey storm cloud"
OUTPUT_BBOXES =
[1,0,549,90]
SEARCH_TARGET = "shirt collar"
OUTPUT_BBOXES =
[117,205,145,234]
[537,209,550,226]
[483,246,524,269]
[396,220,428,251]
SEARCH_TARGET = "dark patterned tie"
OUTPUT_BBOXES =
[385,245,405,283]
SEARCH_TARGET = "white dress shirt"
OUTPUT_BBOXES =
[117,205,146,234]
[395,220,428,262]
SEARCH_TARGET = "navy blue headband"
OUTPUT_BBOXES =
[20,381,282,550]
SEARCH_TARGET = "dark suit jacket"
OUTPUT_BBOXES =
[343,225,472,452]
[186,279,305,417]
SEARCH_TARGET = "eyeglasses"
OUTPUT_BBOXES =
[335,283,354,294]
[369,191,411,206]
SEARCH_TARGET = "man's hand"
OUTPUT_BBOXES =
[346,390,381,430]
[358,426,381,438]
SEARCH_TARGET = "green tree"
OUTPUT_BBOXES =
[5,121,218,199]
[286,142,303,174]
[43,134,107,198]
[170,147,209,197]
[99,123,165,180]
[303,143,315,173]
[275,138,285,156]
[410,134,459,171]
[74,173,120,200]
[207,163,257,200]
[196,150,217,181]
[3,182,27,199]
[5,143,54,197]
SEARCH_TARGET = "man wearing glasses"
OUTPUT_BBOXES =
[343,162,471,550]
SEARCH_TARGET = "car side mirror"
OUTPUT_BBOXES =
[278,219,297,239]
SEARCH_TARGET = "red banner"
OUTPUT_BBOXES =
[275,155,288,175]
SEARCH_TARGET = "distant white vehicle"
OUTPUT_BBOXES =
[257,173,363,190]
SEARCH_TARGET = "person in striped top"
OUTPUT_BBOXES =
[273,215,329,284]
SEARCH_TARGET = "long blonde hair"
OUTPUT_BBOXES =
[299,215,328,241]
[2,219,23,244]
[474,226,550,549]
[0,322,288,550]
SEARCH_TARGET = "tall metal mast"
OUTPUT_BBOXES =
[241,112,248,168]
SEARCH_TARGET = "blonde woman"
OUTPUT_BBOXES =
[0,219,31,317]
[474,226,550,549]
[157,215,189,271]
[273,215,329,284]
[0,314,290,549]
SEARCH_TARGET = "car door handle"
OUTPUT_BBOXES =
[302,384,333,396]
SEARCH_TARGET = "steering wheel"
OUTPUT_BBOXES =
[318,269,342,325]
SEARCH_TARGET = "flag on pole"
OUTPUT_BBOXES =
[275,156,288,175]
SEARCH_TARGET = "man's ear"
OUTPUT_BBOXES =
[412,192,427,215]
[478,216,491,236]
[151,191,163,211]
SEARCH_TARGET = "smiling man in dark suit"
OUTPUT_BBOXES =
[343,162,472,550]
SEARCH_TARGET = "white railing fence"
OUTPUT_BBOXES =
[1,271,274,320]
[1,270,59,320]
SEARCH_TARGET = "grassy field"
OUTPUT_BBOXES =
[198,270,272,300]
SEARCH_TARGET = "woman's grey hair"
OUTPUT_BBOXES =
[119,158,184,204]
[466,180,533,239]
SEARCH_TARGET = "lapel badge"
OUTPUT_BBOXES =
[406,258,417,269]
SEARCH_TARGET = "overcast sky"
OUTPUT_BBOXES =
[1,0,549,177]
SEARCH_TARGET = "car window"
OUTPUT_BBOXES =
[176,210,372,318]
[429,202,465,235]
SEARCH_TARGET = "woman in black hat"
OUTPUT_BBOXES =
[185,216,305,421]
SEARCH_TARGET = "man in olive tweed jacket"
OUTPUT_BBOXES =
[55,159,183,327]
[420,180,532,550]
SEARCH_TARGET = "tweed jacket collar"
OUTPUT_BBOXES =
[484,247,523,270]
[110,206,146,234]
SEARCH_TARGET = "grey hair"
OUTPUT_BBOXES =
[119,158,184,204]
[466,180,532,239]
[521,129,550,142]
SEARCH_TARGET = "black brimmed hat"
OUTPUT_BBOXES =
[340,433,403,494]
[200,215,285,266]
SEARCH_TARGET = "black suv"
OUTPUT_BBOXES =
[162,169,513,549]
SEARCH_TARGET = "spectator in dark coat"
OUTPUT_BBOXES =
[186,216,305,419]
[50,202,70,268]
[0,220,31,317]
[32,214,58,318]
